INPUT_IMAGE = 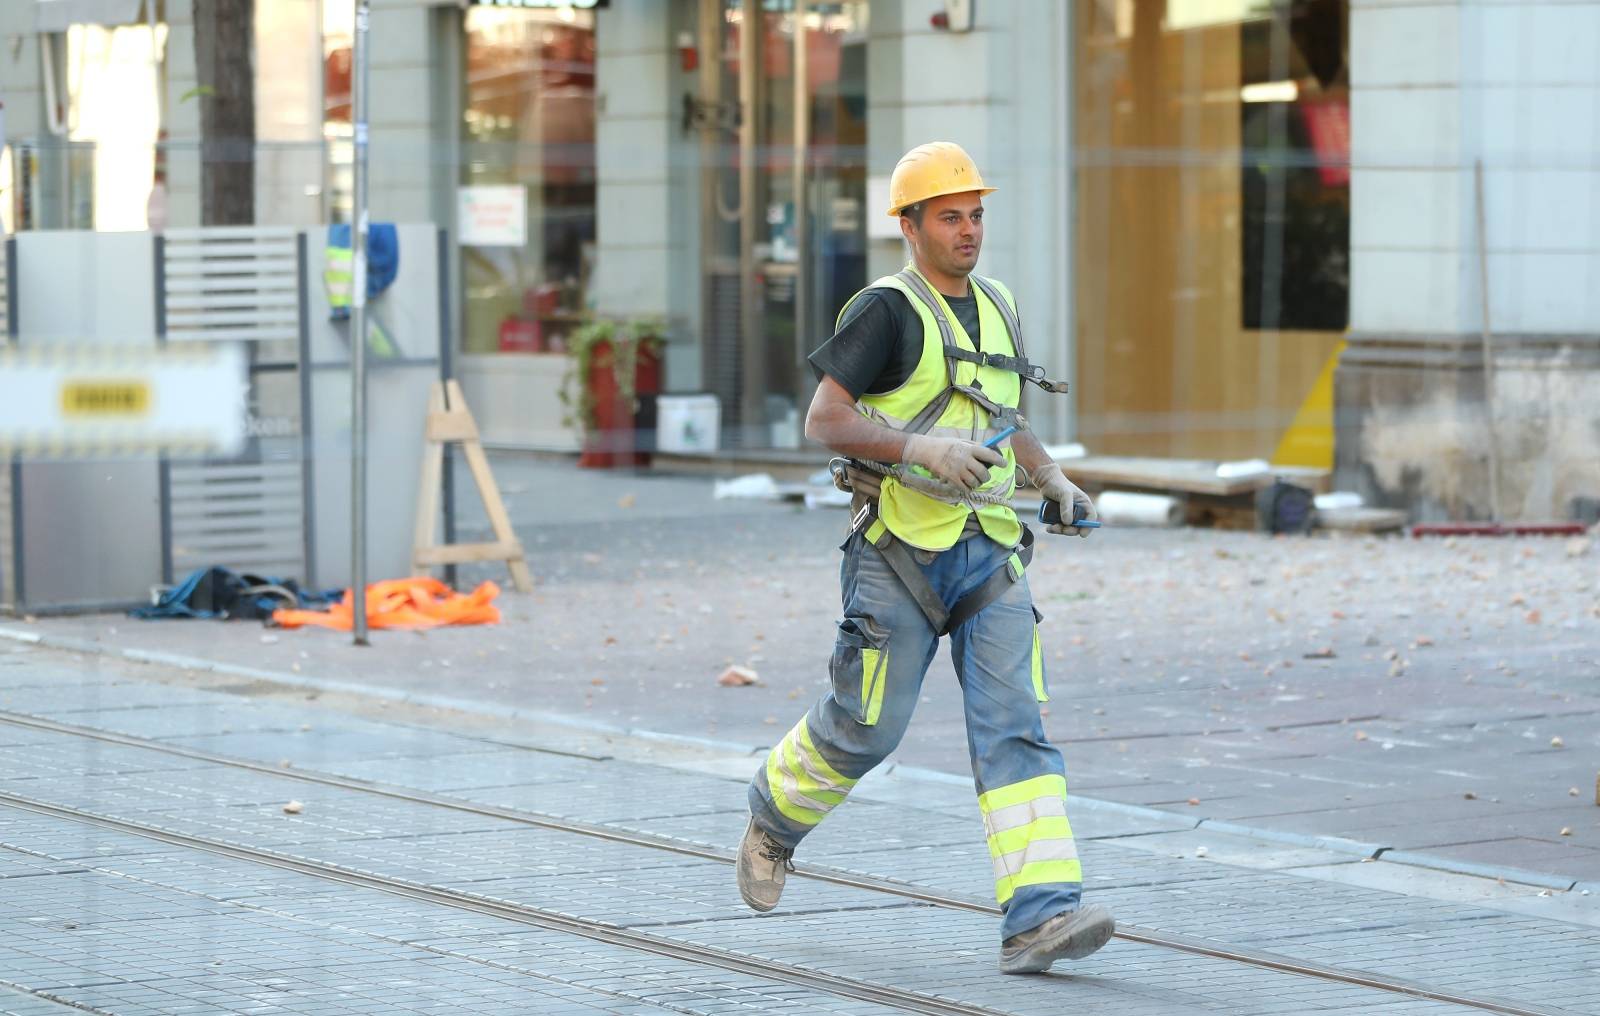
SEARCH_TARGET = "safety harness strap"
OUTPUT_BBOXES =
[968,274,1071,395]
[945,526,1033,634]
[854,504,1034,637]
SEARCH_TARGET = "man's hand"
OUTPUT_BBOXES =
[901,433,1005,490]
[1032,461,1097,538]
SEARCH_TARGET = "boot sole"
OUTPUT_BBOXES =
[738,881,779,913]
[998,907,1116,974]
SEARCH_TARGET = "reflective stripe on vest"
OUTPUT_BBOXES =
[324,246,354,310]
[841,267,1024,551]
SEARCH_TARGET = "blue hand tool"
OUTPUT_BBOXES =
[1038,499,1102,529]
[983,425,1017,449]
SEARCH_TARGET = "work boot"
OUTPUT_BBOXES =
[736,817,794,913]
[998,905,1115,974]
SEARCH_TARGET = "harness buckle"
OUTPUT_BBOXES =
[849,501,873,535]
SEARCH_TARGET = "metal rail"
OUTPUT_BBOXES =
[0,790,1005,1016]
[0,709,1567,1016]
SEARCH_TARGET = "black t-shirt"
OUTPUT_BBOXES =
[808,287,983,399]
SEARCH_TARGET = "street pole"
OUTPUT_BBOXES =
[350,0,371,646]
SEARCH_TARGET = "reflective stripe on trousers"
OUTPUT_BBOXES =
[764,716,859,826]
[978,773,1081,905]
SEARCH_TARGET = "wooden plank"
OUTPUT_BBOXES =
[414,542,524,566]
[1062,456,1273,497]
[425,412,478,443]
[409,380,533,592]
[411,383,447,574]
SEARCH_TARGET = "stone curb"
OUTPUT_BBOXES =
[0,625,1582,894]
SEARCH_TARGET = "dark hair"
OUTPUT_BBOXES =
[899,202,925,228]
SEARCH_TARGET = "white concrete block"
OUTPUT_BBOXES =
[1350,249,1466,333]
[595,116,673,184]
[597,181,672,250]
[595,4,671,56]
[896,109,990,170]
[900,31,993,106]
[1478,85,1600,167]
[368,185,434,225]
[366,127,438,189]
[1473,2,1600,86]
[597,52,672,120]
[1485,170,1600,255]
[1351,168,1464,252]
[369,66,434,129]
[589,245,673,316]
[1351,2,1458,88]
[369,6,435,68]
[1489,252,1600,333]
[1350,86,1462,168]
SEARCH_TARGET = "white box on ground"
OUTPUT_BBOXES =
[656,394,721,453]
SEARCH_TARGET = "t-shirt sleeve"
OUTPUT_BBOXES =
[806,290,901,401]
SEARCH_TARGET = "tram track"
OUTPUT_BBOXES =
[0,708,1571,1016]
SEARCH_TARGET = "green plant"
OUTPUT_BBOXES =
[559,316,664,436]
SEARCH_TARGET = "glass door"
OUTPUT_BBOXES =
[695,0,868,448]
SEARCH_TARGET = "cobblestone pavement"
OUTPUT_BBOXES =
[0,643,1596,1014]
[12,455,1599,892]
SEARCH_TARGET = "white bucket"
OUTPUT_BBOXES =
[656,394,721,453]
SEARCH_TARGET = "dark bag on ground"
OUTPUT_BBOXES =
[130,567,337,621]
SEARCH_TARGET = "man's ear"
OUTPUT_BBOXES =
[898,215,916,244]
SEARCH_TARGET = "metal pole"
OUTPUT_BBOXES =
[738,0,762,446]
[791,0,809,437]
[350,0,371,645]
[1474,159,1503,522]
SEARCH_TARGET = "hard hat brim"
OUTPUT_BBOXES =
[886,185,997,217]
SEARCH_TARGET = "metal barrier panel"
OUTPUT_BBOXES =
[161,226,308,589]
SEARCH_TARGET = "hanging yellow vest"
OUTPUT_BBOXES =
[839,266,1024,552]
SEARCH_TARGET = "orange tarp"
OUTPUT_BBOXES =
[272,577,501,631]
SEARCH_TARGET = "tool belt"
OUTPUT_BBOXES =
[841,478,1034,637]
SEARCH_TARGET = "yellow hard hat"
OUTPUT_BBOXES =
[885,141,996,217]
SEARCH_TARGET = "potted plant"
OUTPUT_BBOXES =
[560,316,664,468]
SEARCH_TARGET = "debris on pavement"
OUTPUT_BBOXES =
[717,665,760,687]
[282,801,303,815]
[713,473,780,501]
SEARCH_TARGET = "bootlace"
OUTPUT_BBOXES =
[759,837,796,873]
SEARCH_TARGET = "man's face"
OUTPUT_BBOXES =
[902,192,984,278]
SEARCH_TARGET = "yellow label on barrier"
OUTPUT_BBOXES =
[60,380,151,417]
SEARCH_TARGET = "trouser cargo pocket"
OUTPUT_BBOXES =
[831,615,891,725]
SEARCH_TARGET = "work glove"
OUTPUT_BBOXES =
[901,433,1005,490]
[1032,461,1097,538]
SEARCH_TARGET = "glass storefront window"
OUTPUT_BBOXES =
[1074,0,1348,460]
[66,23,166,232]
[460,7,597,356]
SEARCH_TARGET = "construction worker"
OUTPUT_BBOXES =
[735,141,1114,975]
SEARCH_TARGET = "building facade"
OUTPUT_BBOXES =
[1,0,1595,520]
